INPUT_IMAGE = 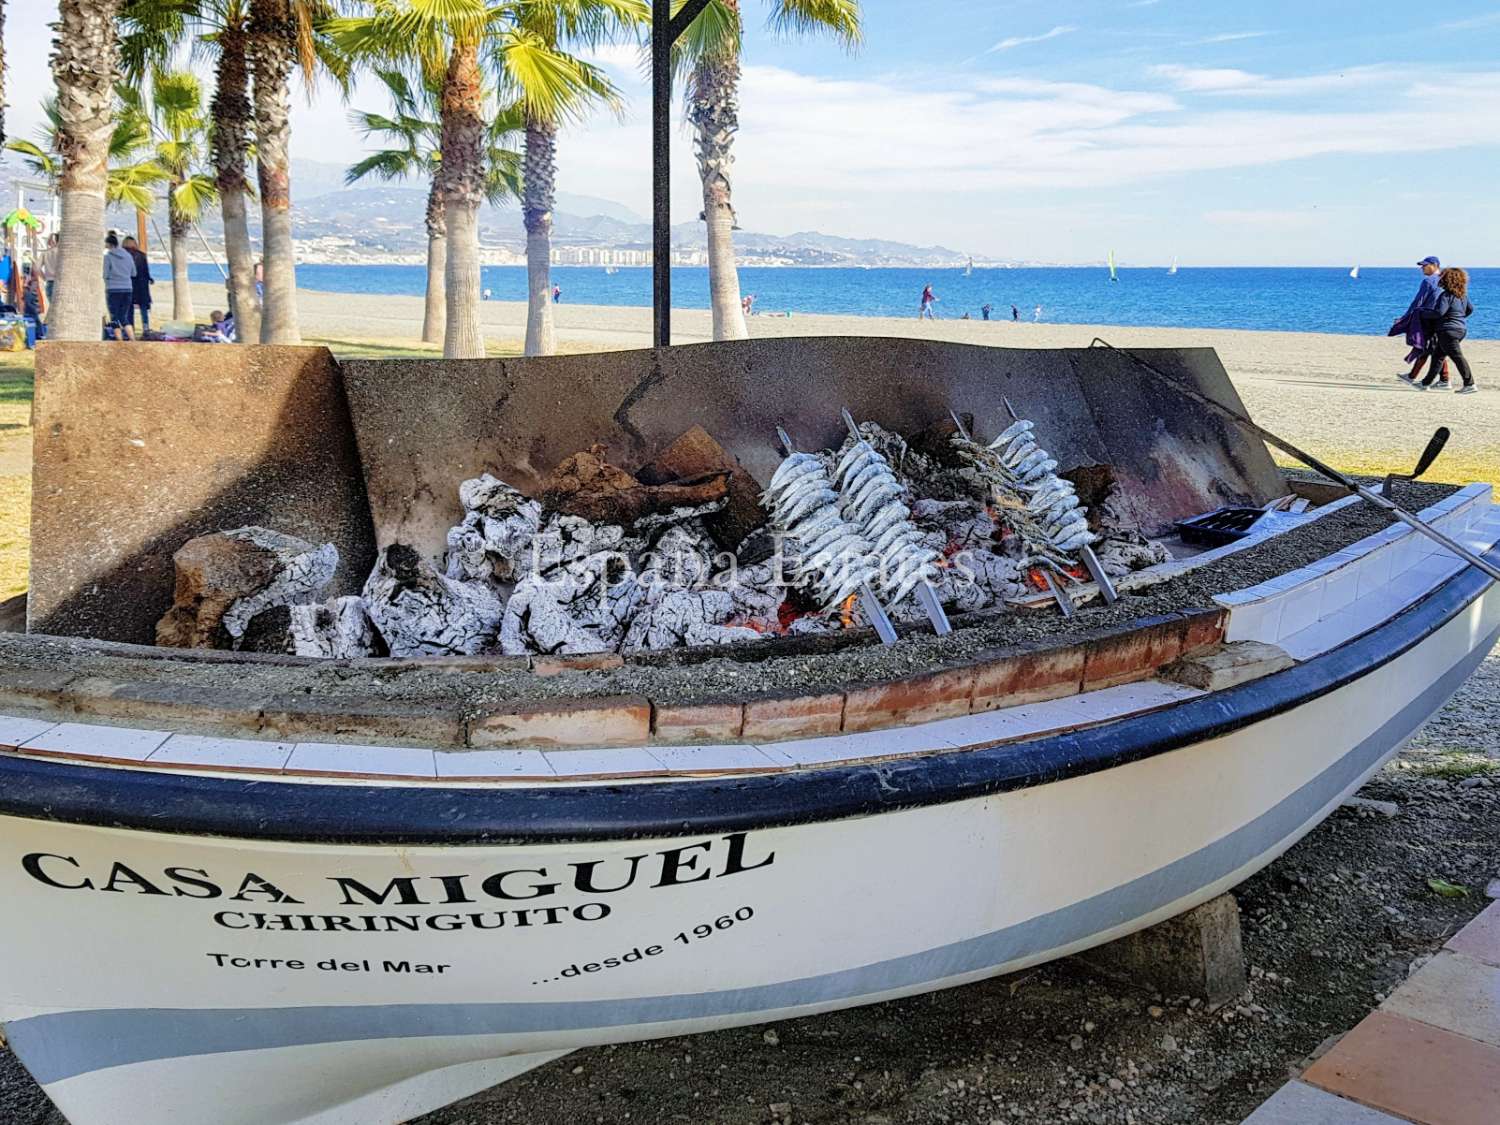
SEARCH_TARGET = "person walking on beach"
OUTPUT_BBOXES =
[123,236,153,334]
[981,303,992,321]
[1414,268,1477,394]
[102,233,136,341]
[1033,305,1042,322]
[919,284,938,319]
[742,294,756,317]
[1398,256,1450,387]
[1011,304,1019,321]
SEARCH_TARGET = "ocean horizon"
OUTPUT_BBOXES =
[186,264,1496,340]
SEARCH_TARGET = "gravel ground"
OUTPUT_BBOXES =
[3,650,1497,1125]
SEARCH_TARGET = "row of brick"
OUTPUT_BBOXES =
[0,608,1225,750]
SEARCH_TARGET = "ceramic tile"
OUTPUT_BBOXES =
[1279,615,1361,661]
[1276,577,1326,640]
[1058,679,1203,720]
[0,715,58,749]
[20,722,172,763]
[767,724,960,767]
[148,735,294,772]
[1448,902,1500,969]
[649,744,783,774]
[1304,1011,1500,1125]
[1242,1081,1407,1124]
[1383,951,1500,1048]
[1354,548,1394,599]
[1213,588,1259,608]
[541,747,668,777]
[1321,564,1361,617]
[1225,596,1285,644]
[433,749,555,779]
[285,742,437,778]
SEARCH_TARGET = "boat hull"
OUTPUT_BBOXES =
[2,566,1497,1124]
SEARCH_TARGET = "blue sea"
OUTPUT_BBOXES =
[186,264,1497,339]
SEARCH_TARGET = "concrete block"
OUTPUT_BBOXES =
[1076,892,1247,1006]
[29,344,376,644]
[1243,1081,1407,1124]
[1165,640,1295,691]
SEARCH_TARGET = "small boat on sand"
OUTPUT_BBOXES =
[1,338,1495,1124]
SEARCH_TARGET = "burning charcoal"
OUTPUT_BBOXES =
[156,527,338,651]
[684,622,767,647]
[631,500,728,540]
[522,514,630,582]
[458,473,531,519]
[622,587,740,651]
[726,561,785,627]
[288,596,382,659]
[444,475,545,584]
[641,523,718,588]
[498,570,614,656]
[363,544,503,657]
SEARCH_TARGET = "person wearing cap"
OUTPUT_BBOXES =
[1399,256,1450,387]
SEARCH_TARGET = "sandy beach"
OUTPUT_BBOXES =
[191,280,1500,489]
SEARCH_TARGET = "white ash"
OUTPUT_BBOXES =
[622,586,763,652]
[364,544,504,657]
[499,567,617,656]
[220,535,339,642]
[289,596,381,659]
[445,474,545,583]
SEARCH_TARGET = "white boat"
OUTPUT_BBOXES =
[964,257,974,276]
[1350,265,1360,279]
[1168,257,1178,275]
[3,338,1497,1125]
[1108,250,1119,283]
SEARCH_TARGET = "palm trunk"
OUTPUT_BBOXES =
[168,205,193,321]
[1,0,7,149]
[689,53,748,342]
[211,19,259,344]
[249,0,299,344]
[438,40,485,360]
[421,179,445,345]
[522,119,556,357]
[48,0,122,342]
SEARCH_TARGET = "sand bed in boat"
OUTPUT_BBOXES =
[0,478,1452,717]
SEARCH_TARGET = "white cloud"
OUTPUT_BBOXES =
[1441,12,1500,30]
[1149,63,1396,96]
[1193,32,1272,44]
[989,25,1076,52]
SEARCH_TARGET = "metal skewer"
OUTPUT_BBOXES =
[950,411,1099,614]
[1090,338,1500,585]
[776,425,899,646]
[840,410,952,636]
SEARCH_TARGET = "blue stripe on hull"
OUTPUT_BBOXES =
[11,613,1498,1086]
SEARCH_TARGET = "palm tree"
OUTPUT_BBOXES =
[674,0,859,340]
[207,1,262,342]
[142,73,220,320]
[6,95,166,215]
[345,68,522,345]
[47,0,128,341]
[517,0,642,357]
[248,0,334,343]
[1,2,7,150]
[332,1,623,360]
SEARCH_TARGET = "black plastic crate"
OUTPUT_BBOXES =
[1174,506,1266,548]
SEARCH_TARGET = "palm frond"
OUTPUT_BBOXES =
[170,173,221,221]
[3,140,57,179]
[496,28,623,124]
[668,0,740,76]
[766,0,862,45]
[345,147,424,185]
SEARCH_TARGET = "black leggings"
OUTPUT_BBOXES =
[1421,331,1474,388]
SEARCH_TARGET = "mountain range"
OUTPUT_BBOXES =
[1,157,972,269]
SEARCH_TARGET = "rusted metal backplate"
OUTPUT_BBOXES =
[341,338,1282,561]
[28,344,377,644]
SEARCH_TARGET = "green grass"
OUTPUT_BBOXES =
[1413,750,1499,780]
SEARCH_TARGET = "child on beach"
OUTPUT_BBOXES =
[1415,268,1477,394]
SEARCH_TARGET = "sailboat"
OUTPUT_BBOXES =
[1349,265,1360,279]
[964,257,974,276]
[1168,257,1178,275]
[1108,250,1119,283]
[605,266,619,275]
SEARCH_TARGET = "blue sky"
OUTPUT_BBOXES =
[8,1,1500,264]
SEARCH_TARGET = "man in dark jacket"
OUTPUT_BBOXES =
[123,236,153,333]
[1399,256,1448,386]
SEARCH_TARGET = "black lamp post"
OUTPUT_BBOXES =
[653,0,713,348]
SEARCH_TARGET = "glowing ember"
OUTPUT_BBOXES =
[839,593,859,629]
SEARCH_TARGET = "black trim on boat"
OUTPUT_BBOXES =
[0,551,1495,845]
